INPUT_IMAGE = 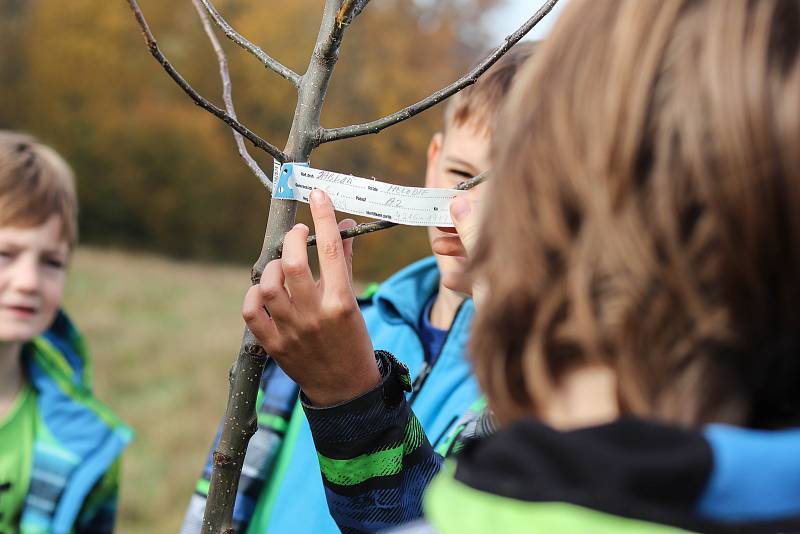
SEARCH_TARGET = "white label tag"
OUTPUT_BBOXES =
[277,164,466,227]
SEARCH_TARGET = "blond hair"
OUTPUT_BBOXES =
[472,0,800,429]
[443,41,538,134]
[0,131,78,247]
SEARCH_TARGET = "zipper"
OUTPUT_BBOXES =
[408,299,468,405]
[409,362,432,404]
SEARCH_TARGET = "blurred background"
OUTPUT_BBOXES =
[0,0,561,531]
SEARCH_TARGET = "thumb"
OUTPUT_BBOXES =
[450,195,480,258]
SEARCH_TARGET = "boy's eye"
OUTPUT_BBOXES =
[42,257,66,270]
[448,169,474,179]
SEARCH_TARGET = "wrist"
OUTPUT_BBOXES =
[302,350,411,410]
[303,351,413,451]
[302,358,382,407]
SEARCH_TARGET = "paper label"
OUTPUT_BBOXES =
[275,163,466,227]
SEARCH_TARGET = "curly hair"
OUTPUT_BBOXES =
[471,0,800,429]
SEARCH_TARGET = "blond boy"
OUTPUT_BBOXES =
[0,131,131,534]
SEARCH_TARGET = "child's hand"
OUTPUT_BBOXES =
[243,190,381,407]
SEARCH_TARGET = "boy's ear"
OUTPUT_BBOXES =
[425,133,443,188]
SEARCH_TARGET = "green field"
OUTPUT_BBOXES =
[63,247,254,533]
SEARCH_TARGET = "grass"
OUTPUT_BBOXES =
[63,247,254,534]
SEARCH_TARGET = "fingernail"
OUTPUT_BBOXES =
[451,196,471,223]
[310,189,326,206]
[293,223,308,232]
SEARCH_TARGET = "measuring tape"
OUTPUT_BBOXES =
[272,162,467,227]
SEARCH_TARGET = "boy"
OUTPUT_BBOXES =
[183,43,535,534]
[0,131,131,534]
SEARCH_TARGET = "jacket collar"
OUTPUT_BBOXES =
[372,256,442,325]
[38,310,92,387]
[371,256,475,327]
[451,418,800,533]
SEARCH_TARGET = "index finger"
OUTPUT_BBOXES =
[309,189,350,292]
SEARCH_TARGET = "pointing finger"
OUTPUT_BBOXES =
[310,189,351,294]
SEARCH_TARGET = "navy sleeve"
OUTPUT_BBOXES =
[302,351,444,534]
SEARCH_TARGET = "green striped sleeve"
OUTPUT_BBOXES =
[318,414,427,487]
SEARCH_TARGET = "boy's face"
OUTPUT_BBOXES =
[425,122,491,292]
[0,216,69,344]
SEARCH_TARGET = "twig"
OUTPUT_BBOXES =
[126,0,288,163]
[318,219,396,246]
[454,170,489,191]
[317,0,560,144]
[301,171,488,249]
[198,0,301,87]
[192,0,272,191]
[336,0,370,28]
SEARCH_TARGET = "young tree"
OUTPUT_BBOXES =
[125,1,559,532]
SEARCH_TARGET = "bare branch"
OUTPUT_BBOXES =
[315,219,396,246]
[336,0,371,28]
[301,171,488,249]
[324,0,368,61]
[198,0,301,87]
[318,0,560,144]
[192,0,272,191]
[125,0,288,162]
[454,170,489,191]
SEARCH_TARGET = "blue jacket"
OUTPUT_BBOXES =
[183,257,481,533]
[21,311,132,534]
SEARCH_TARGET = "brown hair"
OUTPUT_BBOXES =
[444,41,538,134]
[472,0,800,429]
[0,131,78,247]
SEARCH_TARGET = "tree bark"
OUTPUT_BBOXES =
[199,1,363,531]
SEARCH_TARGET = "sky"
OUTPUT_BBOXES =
[488,0,569,41]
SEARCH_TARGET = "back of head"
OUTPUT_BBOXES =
[443,41,538,134]
[0,131,78,247]
[472,0,800,428]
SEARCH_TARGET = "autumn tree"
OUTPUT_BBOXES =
[123,0,559,532]
[0,0,505,278]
